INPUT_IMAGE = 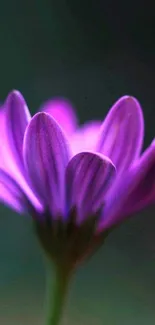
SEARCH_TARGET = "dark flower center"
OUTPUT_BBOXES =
[33,207,110,271]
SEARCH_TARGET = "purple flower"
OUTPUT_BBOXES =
[0,90,155,267]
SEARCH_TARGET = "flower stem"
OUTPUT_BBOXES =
[46,264,70,325]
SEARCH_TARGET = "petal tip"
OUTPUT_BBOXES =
[41,97,78,136]
[30,111,57,124]
[7,89,23,101]
[151,139,155,147]
[5,90,27,111]
[119,95,141,106]
[124,95,135,101]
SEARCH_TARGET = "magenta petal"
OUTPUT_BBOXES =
[121,141,155,216]
[5,90,31,168]
[0,168,31,213]
[0,106,25,179]
[100,141,155,231]
[0,106,14,170]
[71,121,101,154]
[96,96,144,173]
[0,183,25,213]
[0,107,9,165]
[41,98,78,136]
[65,151,116,223]
[23,112,71,217]
[0,107,42,212]
[0,105,42,212]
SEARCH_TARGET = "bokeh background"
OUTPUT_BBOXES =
[0,1,155,324]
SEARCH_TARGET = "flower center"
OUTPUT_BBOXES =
[33,207,109,271]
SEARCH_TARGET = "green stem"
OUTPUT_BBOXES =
[46,264,70,325]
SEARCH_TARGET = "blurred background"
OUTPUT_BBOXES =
[0,0,155,324]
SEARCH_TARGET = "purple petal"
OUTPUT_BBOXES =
[23,112,71,217]
[0,167,43,214]
[99,140,155,231]
[0,106,13,169]
[5,90,31,169]
[0,105,25,177]
[0,183,25,213]
[0,100,48,214]
[65,151,116,223]
[96,96,144,173]
[70,121,101,154]
[121,141,155,216]
[41,98,78,136]
[0,168,30,213]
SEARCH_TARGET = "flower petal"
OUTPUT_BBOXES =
[70,121,101,154]
[0,106,9,168]
[99,140,155,231]
[96,96,144,173]
[23,112,71,217]
[41,98,78,136]
[5,90,31,169]
[0,105,27,181]
[0,106,13,170]
[65,151,116,223]
[121,141,155,216]
[0,169,31,213]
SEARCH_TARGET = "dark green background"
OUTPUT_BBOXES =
[0,1,155,324]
